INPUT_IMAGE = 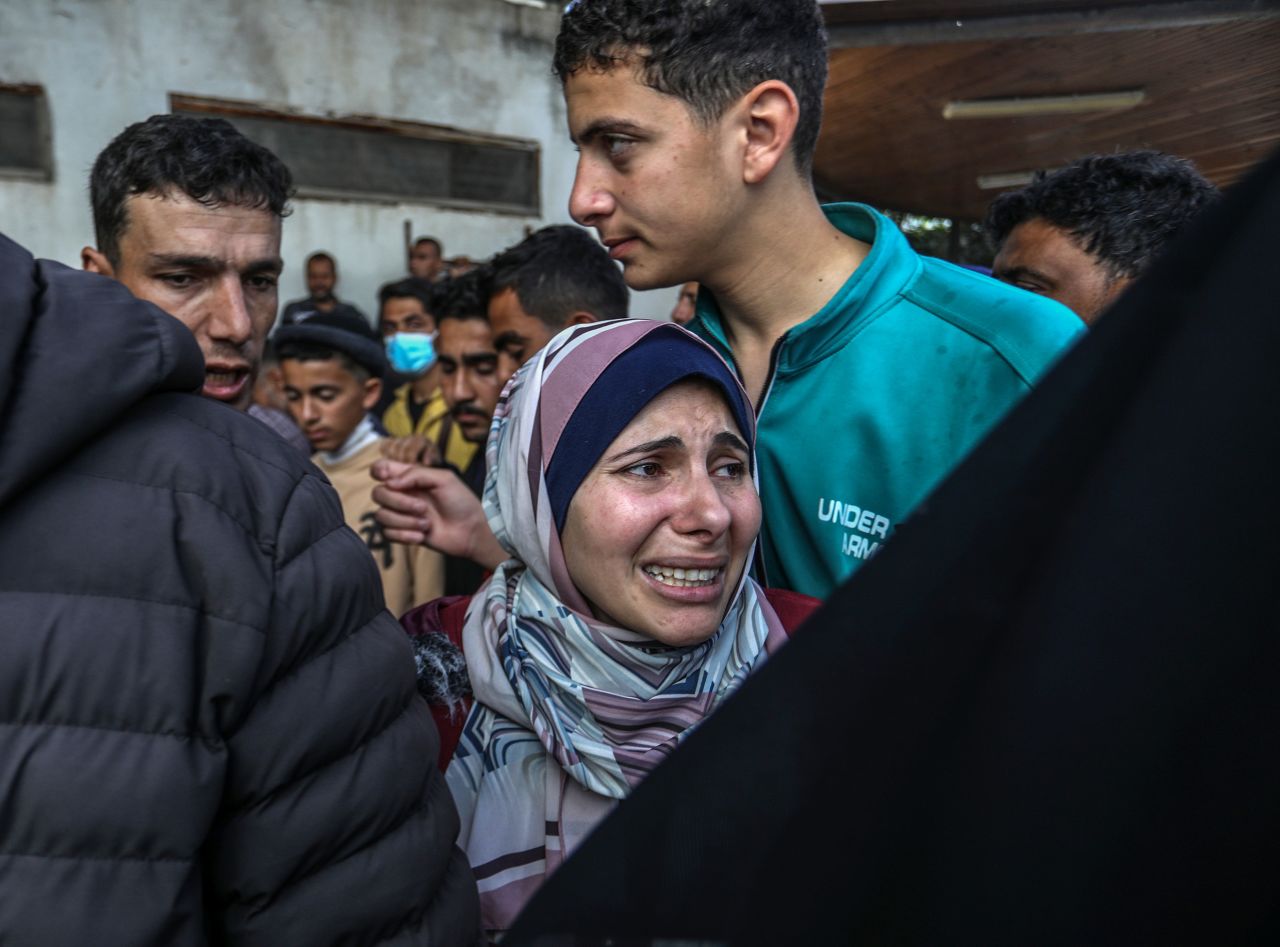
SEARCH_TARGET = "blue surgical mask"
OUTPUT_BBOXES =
[385,331,437,376]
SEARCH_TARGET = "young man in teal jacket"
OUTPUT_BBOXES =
[555,0,1083,599]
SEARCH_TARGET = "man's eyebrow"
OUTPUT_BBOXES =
[147,253,219,270]
[244,257,285,275]
[572,118,646,145]
[145,253,283,275]
[606,435,683,463]
[462,352,498,367]
[492,330,527,349]
[712,431,750,454]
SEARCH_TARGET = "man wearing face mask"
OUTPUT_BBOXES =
[376,278,478,474]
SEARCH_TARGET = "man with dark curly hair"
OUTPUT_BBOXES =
[987,150,1219,324]
[82,113,290,410]
[4,111,481,944]
[552,0,1084,599]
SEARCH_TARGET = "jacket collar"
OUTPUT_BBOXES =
[691,203,921,374]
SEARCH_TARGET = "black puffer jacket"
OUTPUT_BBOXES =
[0,233,479,945]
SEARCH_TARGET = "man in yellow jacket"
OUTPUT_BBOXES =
[377,278,477,472]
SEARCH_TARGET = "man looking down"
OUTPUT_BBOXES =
[987,150,1219,325]
[276,311,446,616]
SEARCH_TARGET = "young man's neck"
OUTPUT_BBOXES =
[703,183,870,404]
[409,364,440,402]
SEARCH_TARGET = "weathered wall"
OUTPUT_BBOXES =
[0,0,672,317]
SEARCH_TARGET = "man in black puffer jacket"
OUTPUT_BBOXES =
[0,232,478,943]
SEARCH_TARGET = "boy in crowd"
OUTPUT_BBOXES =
[987,150,1219,325]
[248,339,310,453]
[377,278,478,472]
[553,0,1085,598]
[486,223,628,374]
[276,311,445,616]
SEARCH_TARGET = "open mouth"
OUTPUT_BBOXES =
[203,367,249,401]
[643,565,722,589]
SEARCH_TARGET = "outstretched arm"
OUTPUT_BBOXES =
[372,459,507,572]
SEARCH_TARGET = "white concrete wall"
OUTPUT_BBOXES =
[0,0,671,318]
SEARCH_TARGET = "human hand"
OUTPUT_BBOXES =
[379,435,439,465]
[372,460,506,570]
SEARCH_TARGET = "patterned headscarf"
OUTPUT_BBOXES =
[447,319,787,931]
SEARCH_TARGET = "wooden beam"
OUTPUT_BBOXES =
[827,1,1280,48]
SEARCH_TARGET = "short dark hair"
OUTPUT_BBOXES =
[986,150,1219,280]
[90,114,293,265]
[275,341,373,384]
[414,236,442,255]
[306,251,336,271]
[554,0,828,176]
[435,271,490,325]
[378,278,437,319]
[485,225,629,328]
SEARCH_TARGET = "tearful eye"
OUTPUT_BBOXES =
[713,459,748,480]
[625,461,662,478]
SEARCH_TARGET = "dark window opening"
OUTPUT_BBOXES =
[0,84,53,181]
[172,94,540,216]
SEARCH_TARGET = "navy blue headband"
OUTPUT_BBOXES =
[545,327,754,534]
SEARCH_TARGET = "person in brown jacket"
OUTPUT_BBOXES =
[276,310,446,618]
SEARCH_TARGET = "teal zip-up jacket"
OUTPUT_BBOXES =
[691,203,1084,599]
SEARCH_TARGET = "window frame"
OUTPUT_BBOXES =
[0,83,54,183]
[171,93,541,217]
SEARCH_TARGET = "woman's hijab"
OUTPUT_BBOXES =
[448,319,787,930]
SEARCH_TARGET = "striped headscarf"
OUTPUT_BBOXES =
[447,319,787,932]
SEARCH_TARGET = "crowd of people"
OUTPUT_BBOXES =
[0,0,1229,944]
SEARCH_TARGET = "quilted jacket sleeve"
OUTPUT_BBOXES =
[204,470,480,946]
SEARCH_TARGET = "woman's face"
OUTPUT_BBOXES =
[562,379,760,647]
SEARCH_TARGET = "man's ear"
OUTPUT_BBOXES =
[737,80,800,185]
[82,246,114,276]
[363,376,383,410]
[567,311,597,326]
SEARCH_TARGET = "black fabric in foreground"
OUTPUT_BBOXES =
[507,147,1280,946]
